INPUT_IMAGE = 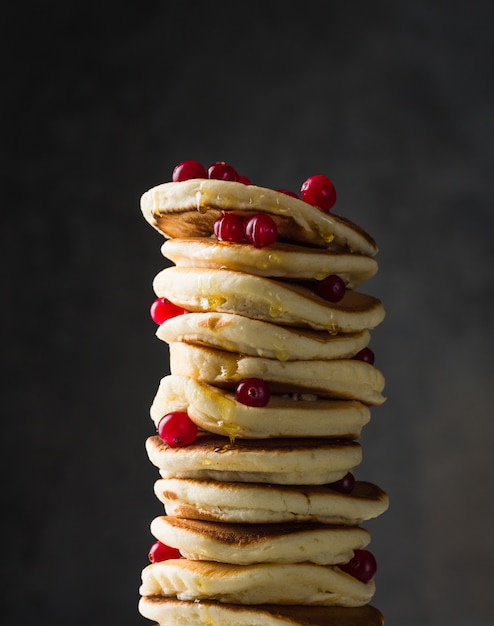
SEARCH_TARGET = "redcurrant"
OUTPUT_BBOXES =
[172,160,207,181]
[340,549,377,584]
[238,175,251,185]
[150,297,185,325]
[314,274,346,302]
[244,214,278,248]
[148,540,181,563]
[208,161,239,181]
[158,411,198,447]
[235,378,270,407]
[300,174,337,211]
[353,347,375,365]
[276,189,299,198]
[328,472,355,494]
[214,213,244,243]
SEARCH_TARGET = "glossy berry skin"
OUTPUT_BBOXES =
[314,274,346,303]
[300,174,337,211]
[150,297,185,325]
[238,175,251,185]
[172,160,207,181]
[214,213,244,243]
[340,549,377,584]
[329,472,355,494]
[148,540,181,563]
[158,411,198,447]
[353,347,375,365]
[208,161,239,181]
[235,378,271,407]
[244,214,278,248]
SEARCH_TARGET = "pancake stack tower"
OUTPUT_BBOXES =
[138,160,389,625]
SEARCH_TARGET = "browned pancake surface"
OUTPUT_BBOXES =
[140,595,384,625]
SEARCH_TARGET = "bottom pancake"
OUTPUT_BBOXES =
[139,596,384,625]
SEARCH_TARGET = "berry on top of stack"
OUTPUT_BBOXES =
[138,160,389,625]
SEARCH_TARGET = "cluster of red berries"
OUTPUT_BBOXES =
[171,160,337,212]
[172,160,250,184]
[214,212,278,248]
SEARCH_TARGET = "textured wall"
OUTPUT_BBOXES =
[2,2,493,624]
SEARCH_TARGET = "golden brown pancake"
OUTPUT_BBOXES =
[140,179,378,255]
[150,516,370,565]
[138,596,384,625]
[157,312,371,361]
[153,265,385,332]
[154,477,389,525]
[162,238,378,288]
[149,375,371,440]
[146,434,362,485]
[139,558,375,606]
[169,342,386,405]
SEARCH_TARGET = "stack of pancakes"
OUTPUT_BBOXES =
[138,177,389,625]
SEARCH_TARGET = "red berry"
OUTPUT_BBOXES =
[244,214,278,248]
[300,174,337,211]
[353,347,375,365]
[214,213,244,243]
[329,472,355,494]
[148,540,181,563]
[172,160,207,181]
[340,549,377,584]
[158,411,198,447]
[208,161,239,181]
[276,189,299,198]
[235,378,270,407]
[314,274,346,302]
[150,297,185,325]
[238,175,251,185]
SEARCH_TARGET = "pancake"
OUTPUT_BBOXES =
[150,375,371,440]
[169,342,386,405]
[146,434,361,485]
[138,596,384,626]
[150,516,370,565]
[140,179,378,256]
[157,312,371,361]
[153,265,385,333]
[154,478,389,525]
[139,559,375,606]
[161,238,378,288]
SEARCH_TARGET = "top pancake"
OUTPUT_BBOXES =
[141,179,378,256]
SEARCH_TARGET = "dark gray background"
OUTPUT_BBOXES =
[2,1,493,624]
